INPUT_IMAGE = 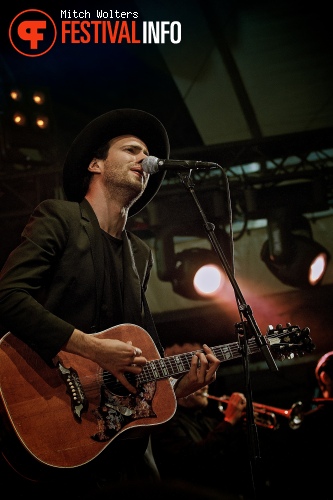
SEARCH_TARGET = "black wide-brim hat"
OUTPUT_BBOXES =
[63,108,170,217]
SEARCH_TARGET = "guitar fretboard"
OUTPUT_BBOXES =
[137,337,261,384]
[135,324,312,385]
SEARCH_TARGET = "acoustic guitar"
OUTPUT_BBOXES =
[0,322,314,477]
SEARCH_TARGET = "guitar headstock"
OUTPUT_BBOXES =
[266,323,315,360]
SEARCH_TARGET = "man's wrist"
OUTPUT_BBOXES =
[170,375,194,399]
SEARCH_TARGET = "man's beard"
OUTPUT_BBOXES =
[104,174,145,208]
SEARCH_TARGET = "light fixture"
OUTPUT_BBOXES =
[154,226,228,300]
[172,247,226,300]
[261,211,330,288]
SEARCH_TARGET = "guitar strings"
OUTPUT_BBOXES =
[81,328,305,396]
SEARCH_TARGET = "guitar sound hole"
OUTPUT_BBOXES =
[102,370,137,397]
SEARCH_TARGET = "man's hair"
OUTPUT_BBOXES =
[93,140,111,160]
[82,140,111,193]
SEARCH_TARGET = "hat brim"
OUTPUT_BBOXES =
[63,108,170,217]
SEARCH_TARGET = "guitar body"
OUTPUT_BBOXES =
[0,324,176,472]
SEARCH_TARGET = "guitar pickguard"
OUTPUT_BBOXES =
[91,381,157,442]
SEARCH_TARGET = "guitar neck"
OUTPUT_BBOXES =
[137,338,259,385]
[137,322,314,386]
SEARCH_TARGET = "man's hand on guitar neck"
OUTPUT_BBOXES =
[63,328,147,393]
[173,344,221,399]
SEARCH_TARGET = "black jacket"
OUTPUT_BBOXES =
[0,198,159,362]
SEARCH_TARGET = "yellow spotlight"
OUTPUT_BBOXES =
[36,115,49,129]
[13,112,26,126]
[10,89,22,101]
[32,91,46,105]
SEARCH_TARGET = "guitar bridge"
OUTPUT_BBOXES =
[57,361,88,420]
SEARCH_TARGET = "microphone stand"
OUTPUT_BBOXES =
[177,171,278,499]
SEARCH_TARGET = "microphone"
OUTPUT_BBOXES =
[142,156,219,174]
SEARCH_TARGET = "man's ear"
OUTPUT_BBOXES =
[88,159,102,173]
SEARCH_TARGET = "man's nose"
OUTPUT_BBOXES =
[138,151,148,163]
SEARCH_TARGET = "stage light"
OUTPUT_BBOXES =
[1,85,56,167]
[172,248,226,300]
[10,89,22,101]
[32,91,46,105]
[194,263,224,295]
[35,115,49,129]
[154,225,230,300]
[261,213,330,288]
[13,112,26,126]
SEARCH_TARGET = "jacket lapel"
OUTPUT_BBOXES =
[79,199,104,331]
[122,232,143,325]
